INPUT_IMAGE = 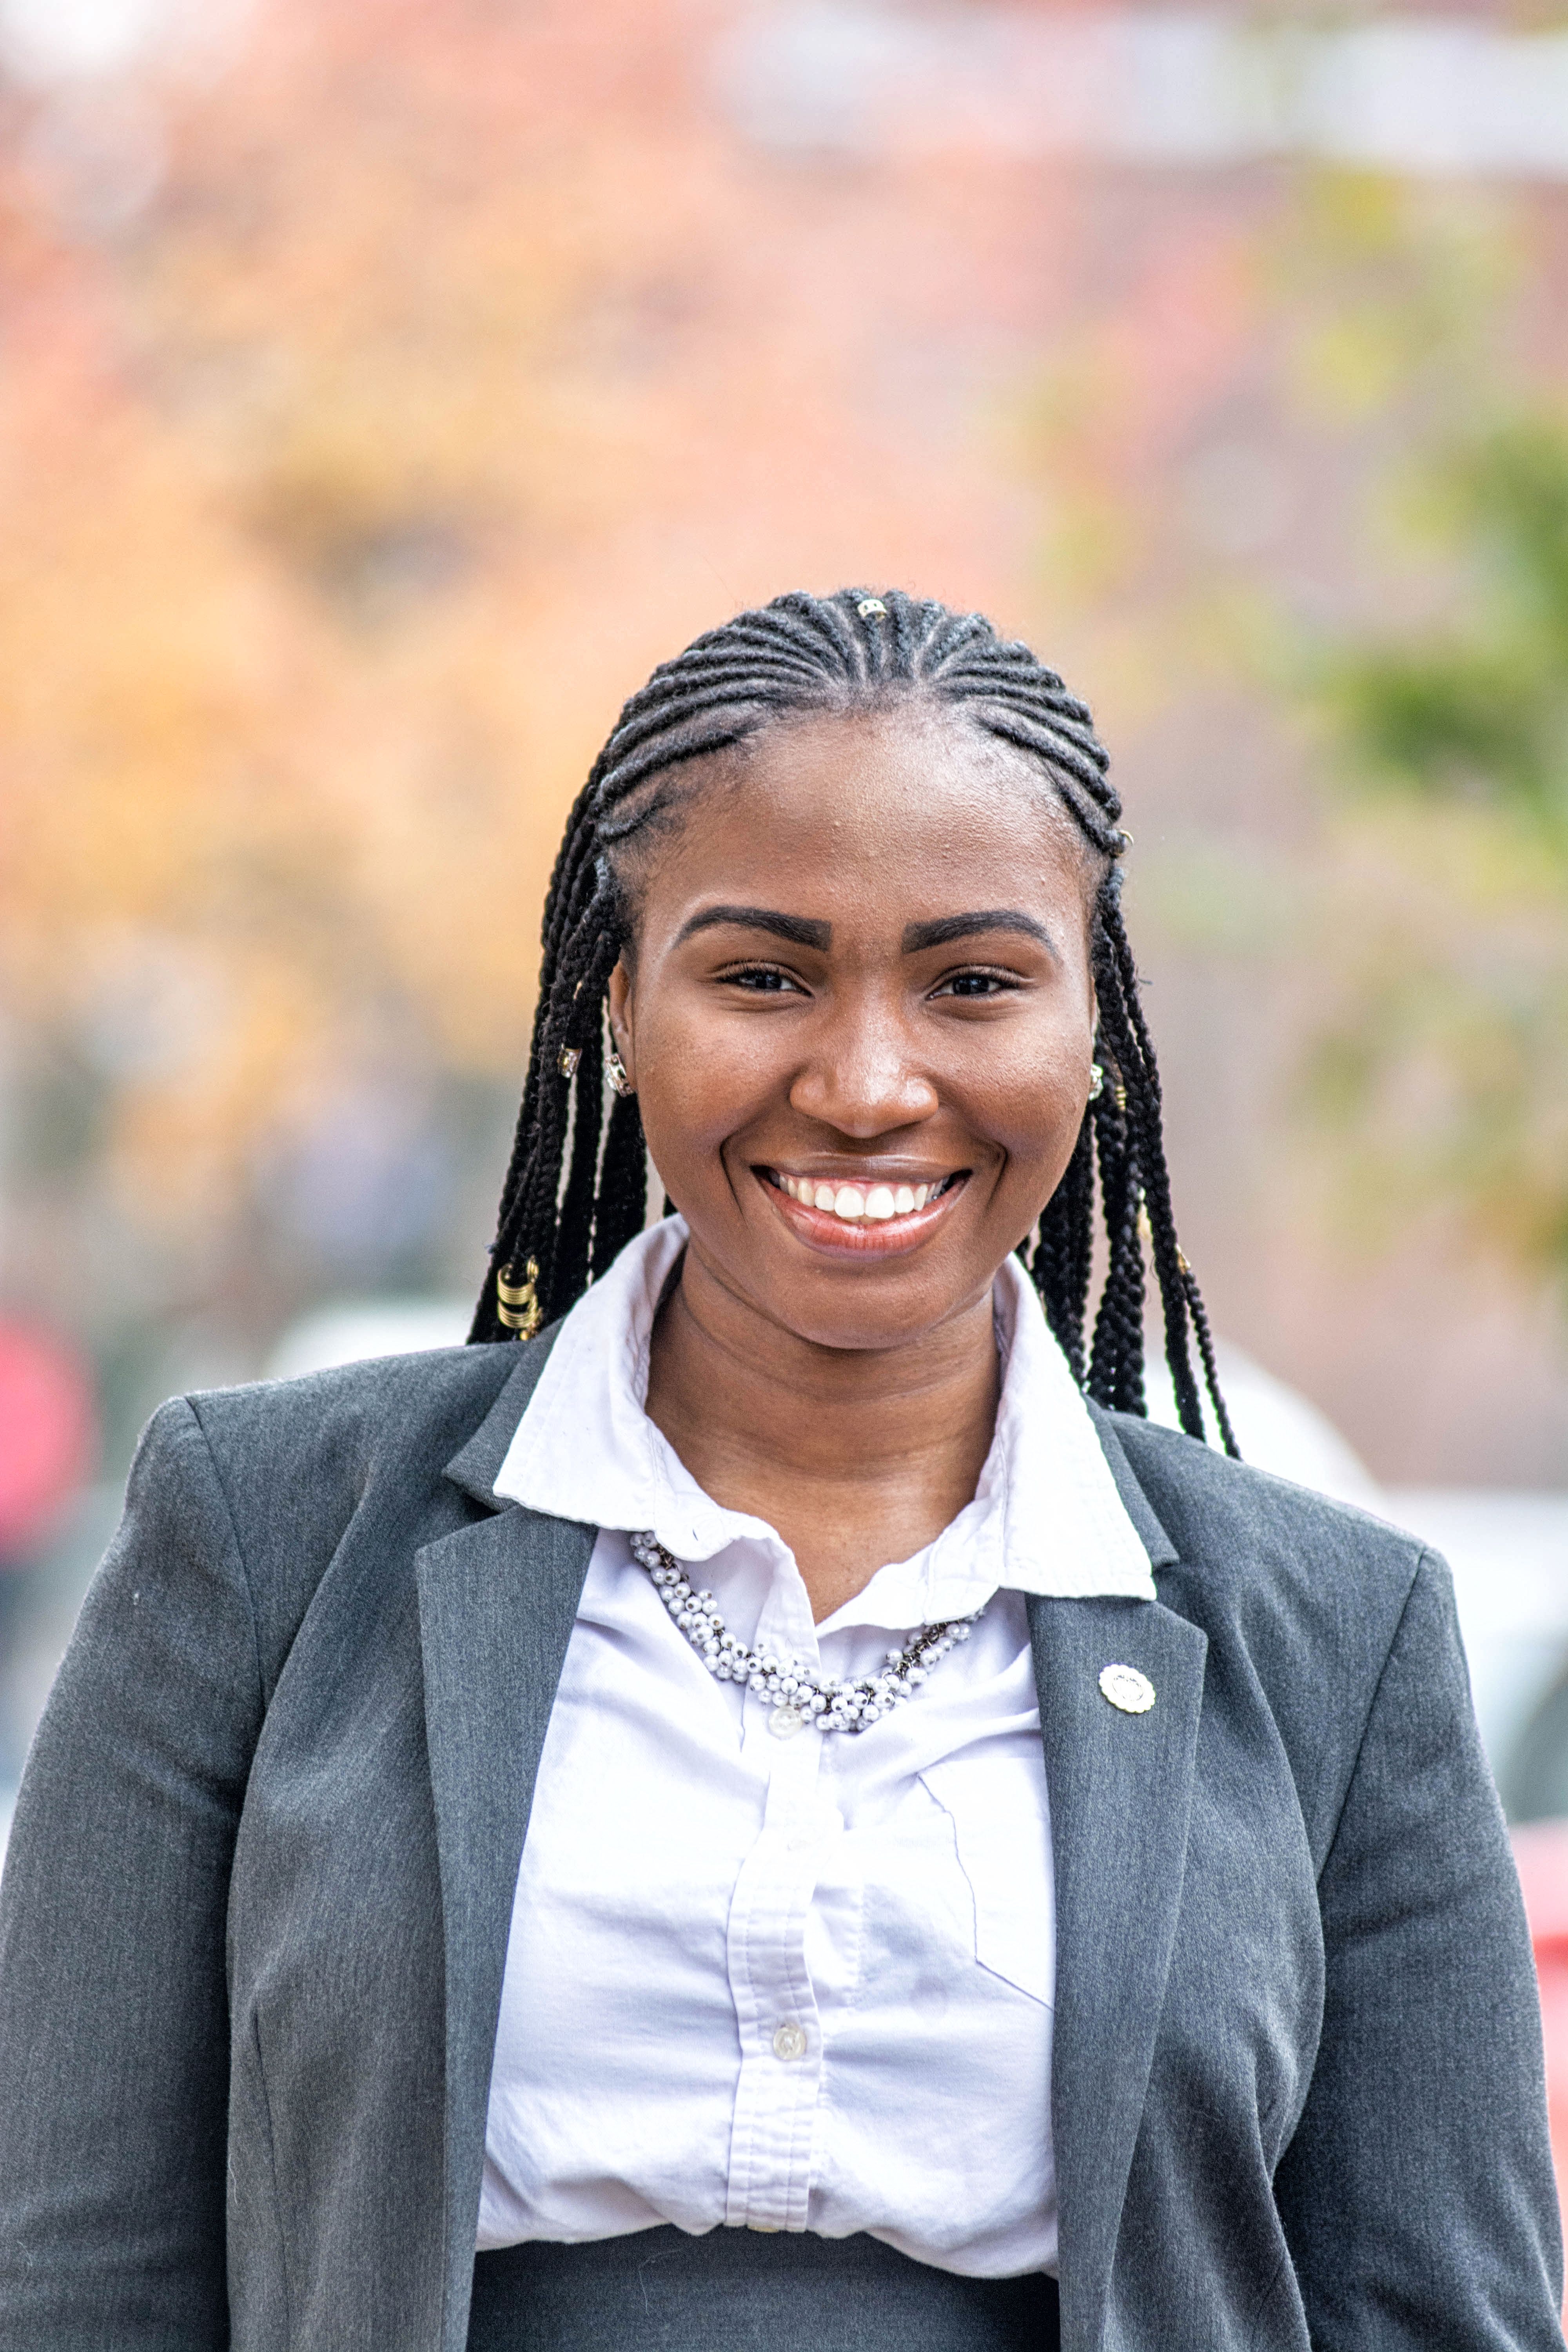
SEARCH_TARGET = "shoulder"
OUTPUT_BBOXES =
[128,1342,537,1693]
[1109,1392,1429,1599]
[184,1339,517,1470]
[131,1342,525,1598]
[1103,1412,1459,1848]
[1105,1405,1437,1660]
[1105,1408,1428,1607]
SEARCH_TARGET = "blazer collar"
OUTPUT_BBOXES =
[442,1325,565,1511]
[1085,1402,1180,1570]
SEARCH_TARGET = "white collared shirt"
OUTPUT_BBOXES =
[479,1218,1153,2278]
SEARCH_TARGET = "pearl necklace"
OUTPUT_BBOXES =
[629,1531,985,1736]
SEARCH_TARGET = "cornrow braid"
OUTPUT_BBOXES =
[469,586,1236,1455]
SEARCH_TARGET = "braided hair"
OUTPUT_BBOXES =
[468,587,1237,1452]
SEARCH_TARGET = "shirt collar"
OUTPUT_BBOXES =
[492,1217,1156,1613]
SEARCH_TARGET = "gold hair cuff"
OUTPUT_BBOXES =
[557,1047,582,1078]
[496,1258,541,1339]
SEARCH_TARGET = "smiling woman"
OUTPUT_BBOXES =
[0,592,1562,2352]
[601,691,1178,1616]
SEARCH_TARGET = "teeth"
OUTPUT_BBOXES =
[774,1173,949,1221]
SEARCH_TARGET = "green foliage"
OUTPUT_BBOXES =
[1338,645,1548,802]
[1313,413,1568,1285]
[1330,420,1568,853]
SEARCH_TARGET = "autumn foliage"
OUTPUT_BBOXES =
[0,0,1089,1338]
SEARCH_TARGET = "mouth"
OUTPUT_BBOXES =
[755,1165,969,1255]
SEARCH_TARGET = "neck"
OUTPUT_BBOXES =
[643,1247,1003,1621]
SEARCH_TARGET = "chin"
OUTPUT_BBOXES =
[755,1265,987,1356]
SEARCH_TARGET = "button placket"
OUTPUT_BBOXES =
[741,1577,823,1754]
[723,1694,827,2231]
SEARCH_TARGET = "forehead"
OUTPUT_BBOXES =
[628,703,1095,931]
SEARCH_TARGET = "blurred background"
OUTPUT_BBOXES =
[2,0,1568,2193]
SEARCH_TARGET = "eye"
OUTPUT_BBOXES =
[724,964,806,995]
[932,969,1023,999]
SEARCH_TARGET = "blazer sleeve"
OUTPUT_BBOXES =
[0,1397,265,2351]
[1274,1550,1566,2350]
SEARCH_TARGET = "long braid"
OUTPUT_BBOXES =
[1085,1068,1146,1417]
[1030,1113,1094,1385]
[469,587,1237,1458]
[592,1091,651,1280]
[1096,904,1204,1436]
[551,1006,606,1306]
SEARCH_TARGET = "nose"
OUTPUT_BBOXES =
[787,996,940,1137]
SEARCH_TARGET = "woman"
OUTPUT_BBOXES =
[0,588,1560,2352]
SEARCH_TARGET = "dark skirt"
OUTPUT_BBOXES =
[467,2227,1060,2352]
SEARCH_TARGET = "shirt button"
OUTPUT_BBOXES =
[769,1704,806,1739]
[771,2022,808,2062]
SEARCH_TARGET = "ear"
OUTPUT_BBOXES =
[606,956,635,1081]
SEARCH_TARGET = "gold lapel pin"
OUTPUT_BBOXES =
[1099,1662,1156,1715]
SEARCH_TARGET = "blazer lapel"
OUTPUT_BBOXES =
[417,1330,595,2352]
[1033,1423,1209,2352]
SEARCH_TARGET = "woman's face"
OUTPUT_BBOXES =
[607,702,1100,1354]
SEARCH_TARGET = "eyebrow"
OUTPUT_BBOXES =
[901,910,1059,958]
[674,904,833,951]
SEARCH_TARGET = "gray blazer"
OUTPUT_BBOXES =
[0,1330,1561,2352]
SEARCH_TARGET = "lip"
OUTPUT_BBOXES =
[755,1165,969,1259]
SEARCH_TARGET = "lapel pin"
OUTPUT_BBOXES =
[1099,1662,1156,1715]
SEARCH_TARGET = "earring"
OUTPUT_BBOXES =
[496,1258,541,1341]
[1087,1063,1105,1102]
[607,1049,635,1098]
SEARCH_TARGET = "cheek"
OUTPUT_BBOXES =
[951,1000,1093,1209]
[629,1000,775,1183]
[982,1060,1086,1188]
[971,986,1093,1124]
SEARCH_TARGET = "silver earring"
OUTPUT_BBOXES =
[1087,1063,1105,1102]
[607,1049,635,1098]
